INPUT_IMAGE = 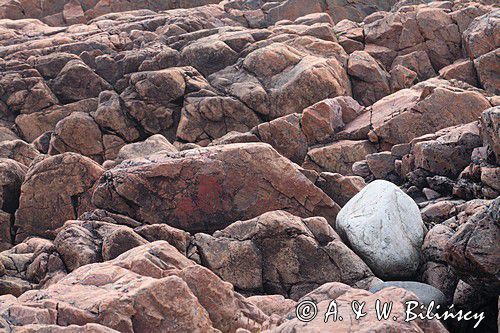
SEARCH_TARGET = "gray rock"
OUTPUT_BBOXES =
[336,180,426,279]
[370,281,448,308]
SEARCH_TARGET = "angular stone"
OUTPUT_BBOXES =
[305,140,377,175]
[93,143,340,233]
[15,153,104,241]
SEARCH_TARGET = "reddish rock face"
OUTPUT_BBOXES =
[0,241,268,332]
[444,198,500,294]
[0,0,499,331]
[305,140,377,175]
[92,143,340,233]
[340,79,492,147]
[193,210,374,299]
[15,153,104,241]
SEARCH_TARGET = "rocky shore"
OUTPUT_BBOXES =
[0,0,498,332]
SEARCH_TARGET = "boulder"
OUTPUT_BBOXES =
[340,79,492,147]
[54,219,148,272]
[391,51,436,81]
[474,48,500,95]
[301,99,344,145]
[369,281,448,307]
[444,197,500,294]
[389,64,418,91]
[0,140,39,167]
[0,241,268,332]
[15,98,98,142]
[247,295,297,317]
[49,112,104,162]
[272,283,448,332]
[316,172,366,206]
[366,151,397,179]
[305,140,377,175]
[336,180,426,279]
[254,114,308,164]
[0,237,66,296]
[193,210,374,300]
[0,158,26,214]
[15,153,104,241]
[439,59,479,87]
[463,10,499,60]
[413,122,483,178]
[114,134,177,163]
[348,50,391,106]
[480,106,500,162]
[51,60,112,103]
[93,143,340,233]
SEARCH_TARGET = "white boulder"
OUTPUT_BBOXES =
[336,180,426,279]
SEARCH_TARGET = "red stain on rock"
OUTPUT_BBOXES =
[174,176,224,223]
[196,176,224,213]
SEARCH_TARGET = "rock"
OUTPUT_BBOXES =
[115,134,177,163]
[301,99,344,145]
[0,0,222,24]
[134,223,191,255]
[336,180,426,279]
[325,0,397,23]
[0,237,66,296]
[180,39,239,77]
[421,261,458,303]
[389,64,418,92]
[340,79,492,147]
[51,60,112,103]
[0,211,12,251]
[15,153,104,241]
[254,114,308,164]
[439,59,479,87]
[206,39,351,121]
[474,49,500,95]
[451,280,499,333]
[334,19,364,53]
[420,200,463,223]
[366,151,397,179]
[463,10,499,60]
[0,140,39,167]
[305,140,377,175]
[93,143,340,233]
[271,283,448,332]
[480,167,500,191]
[480,106,500,163]
[0,241,268,332]
[49,112,104,162]
[247,295,297,317]
[444,197,500,294]
[364,6,462,70]
[392,51,436,81]
[193,210,374,300]
[54,220,148,271]
[316,172,366,206]
[369,281,448,307]
[15,98,98,143]
[352,160,371,177]
[348,50,391,106]
[413,122,483,178]
[63,0,85,25]
[209,131,260,146]
[422,188,440,200]
[0,158,26,214]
